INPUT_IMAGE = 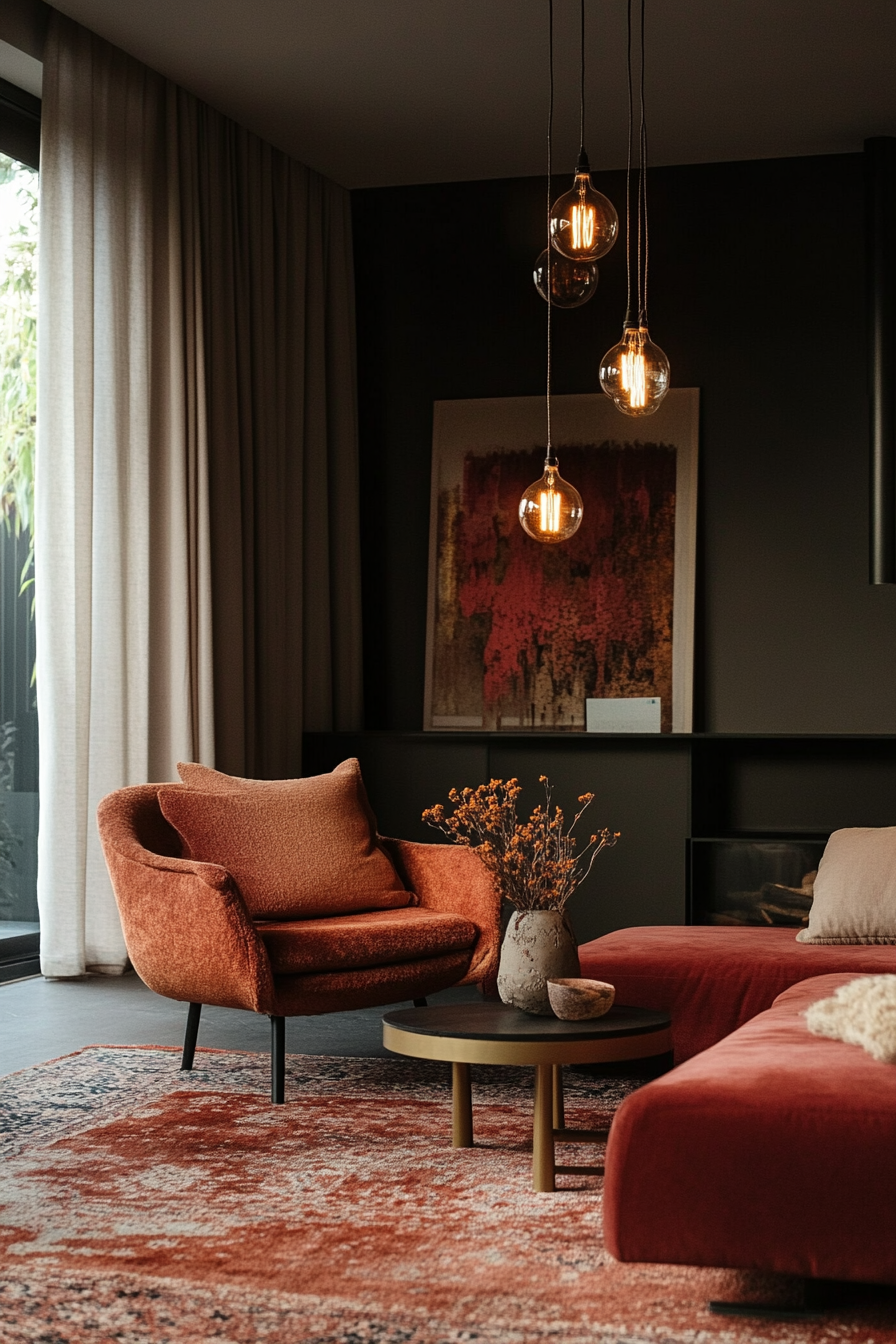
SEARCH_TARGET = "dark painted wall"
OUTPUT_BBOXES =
[305,731,691,942]
[353,153,896,734]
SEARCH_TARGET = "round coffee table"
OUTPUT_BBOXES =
[382,1001,672,1191]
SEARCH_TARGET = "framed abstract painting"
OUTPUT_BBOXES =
[423,390,699,734]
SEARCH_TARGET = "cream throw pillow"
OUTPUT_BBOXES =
[805,975,896,1062]
[796,826,896,944]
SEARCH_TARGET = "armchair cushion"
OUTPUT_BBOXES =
[256,907,478,975]
[176,758,376,833]
[380,837,501,987]
[268,952,474,1017]
[158,763,410,920]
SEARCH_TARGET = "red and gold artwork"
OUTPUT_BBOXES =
[425,392,698,733]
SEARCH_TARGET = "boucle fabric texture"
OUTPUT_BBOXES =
[97,785,275,1013]
[805,973,896,1061]
[380,836,500,987]
[97,784,500,1020]
[797,826,896,944]
[257,908,478,974]
[268,951,474,1016]
[178,760,295,790]
[158,760,410,919]
[177,757,379,833]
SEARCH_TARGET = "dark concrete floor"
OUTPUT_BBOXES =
[0,972,481,1078]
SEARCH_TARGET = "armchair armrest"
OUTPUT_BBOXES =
[379,838,501,986]
[97,787,274,1013]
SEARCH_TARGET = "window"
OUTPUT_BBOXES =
[0,73,39,980]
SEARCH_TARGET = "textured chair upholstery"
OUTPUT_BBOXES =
[97,784,501,1097]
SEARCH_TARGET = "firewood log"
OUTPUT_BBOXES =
[759,882,813,909]
[757,901,810,925]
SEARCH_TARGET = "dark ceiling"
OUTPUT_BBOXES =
[31,0,896,187]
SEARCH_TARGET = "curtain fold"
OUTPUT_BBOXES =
[36,12,362,977]
[194,111,363,776]
[36,16,215,976]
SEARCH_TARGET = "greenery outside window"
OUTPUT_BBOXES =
[0,72,39,980]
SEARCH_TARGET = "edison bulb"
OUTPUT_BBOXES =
[550,156,618,262]
[599,325,670,417]
[533,249,598,308]
[519,462,583,543]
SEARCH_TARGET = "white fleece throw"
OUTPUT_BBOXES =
[805,975,896,1062]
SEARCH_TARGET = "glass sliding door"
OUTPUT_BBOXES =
[0,74,39,982]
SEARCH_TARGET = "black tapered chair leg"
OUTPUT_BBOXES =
[270,1015,285,1103]
[181,1002,202,1071]
[413,997,428,1007]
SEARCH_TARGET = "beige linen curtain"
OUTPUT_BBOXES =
[36,17,214,976]
[36,13,361,976]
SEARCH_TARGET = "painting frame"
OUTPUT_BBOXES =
[423,389,699,733]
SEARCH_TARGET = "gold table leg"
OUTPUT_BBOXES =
[552,1064,565,1130]
[532,1063,555,1192]
[452,1061,473,1147]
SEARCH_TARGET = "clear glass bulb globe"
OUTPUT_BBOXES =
[599,325,670,417]
[518,462,583,543]
[533,248,598,307]
[550,162,618,262]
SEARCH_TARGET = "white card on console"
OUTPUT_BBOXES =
[585,697,661,733]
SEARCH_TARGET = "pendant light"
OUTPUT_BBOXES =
[549,0,618,263]
[600,0,669,416]
[532,0,601,307]
[533,248,598,309]
[520,0,584,545]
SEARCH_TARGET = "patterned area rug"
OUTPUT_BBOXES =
[1,1046,895,1344]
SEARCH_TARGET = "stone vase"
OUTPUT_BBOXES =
[497,909,580,1015]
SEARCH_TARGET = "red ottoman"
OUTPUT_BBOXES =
[603,973,896,1285]
[579,926,896,1061]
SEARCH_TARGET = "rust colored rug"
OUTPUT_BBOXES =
[1,1046,895,1344]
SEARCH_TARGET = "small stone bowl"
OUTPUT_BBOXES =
[547,977,616,1021]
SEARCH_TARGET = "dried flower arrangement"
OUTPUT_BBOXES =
[423,776,619,913]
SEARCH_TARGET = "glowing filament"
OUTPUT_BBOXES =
[621,344,647,408]
[539,489,561,533]
[570,203,595,251]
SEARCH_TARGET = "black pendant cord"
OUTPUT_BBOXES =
[634,0,643,325]
[624,0,634,326]
[625,0,650,328]
[579,0,586,155]
[638,0,650,327]
[546,0,555,465]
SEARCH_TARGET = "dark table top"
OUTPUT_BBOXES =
[382,1001,671,1043]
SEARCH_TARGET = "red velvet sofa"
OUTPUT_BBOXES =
[581,925,896,1287]
[603,972,896,1285]
[579,924,896,1061]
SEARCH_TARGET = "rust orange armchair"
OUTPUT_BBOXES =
[96,772,500,1103]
